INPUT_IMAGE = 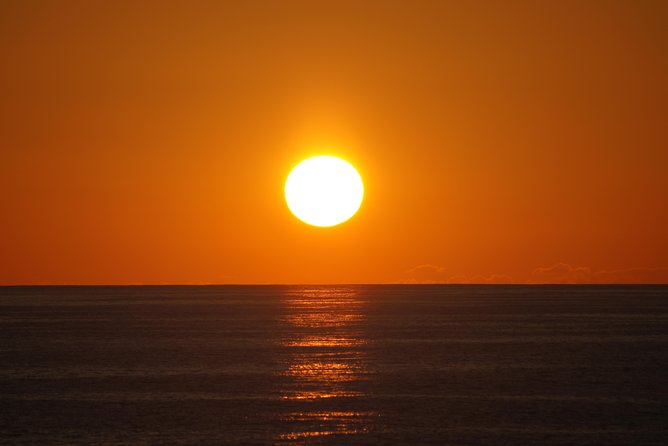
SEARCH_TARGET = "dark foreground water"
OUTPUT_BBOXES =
[1,285,667,445]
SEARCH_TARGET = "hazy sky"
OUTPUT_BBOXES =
[1,1,667,284]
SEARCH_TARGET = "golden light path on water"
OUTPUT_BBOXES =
[277,287,377,441]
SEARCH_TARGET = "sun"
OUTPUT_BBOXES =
[285,156,364,227]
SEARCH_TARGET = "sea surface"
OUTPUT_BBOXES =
[0,285,667,445]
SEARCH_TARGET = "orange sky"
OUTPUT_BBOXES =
[1,1,667,284]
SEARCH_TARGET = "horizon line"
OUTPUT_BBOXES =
[2,283,668,287]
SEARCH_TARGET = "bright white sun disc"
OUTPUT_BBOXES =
[285,156,364,227]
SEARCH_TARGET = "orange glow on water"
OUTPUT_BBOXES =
[278,287,376,438]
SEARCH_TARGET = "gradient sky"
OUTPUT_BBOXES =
[1,1,667,284]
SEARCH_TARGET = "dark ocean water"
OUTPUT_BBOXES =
[0,285,667,445]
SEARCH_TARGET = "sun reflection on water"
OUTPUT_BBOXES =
[277,286,376,441]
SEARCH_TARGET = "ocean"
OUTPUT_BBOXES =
[1,285,667,445]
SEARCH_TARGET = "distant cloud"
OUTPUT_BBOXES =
[472,274,515,284]
[407,264,445,275]
[531,263,668,284]
[402,264,447,284]
[402,264,514,284]
[531,263,593,284]
[593,267,668,283]
[401,262,668,285]
[446,274,514,284]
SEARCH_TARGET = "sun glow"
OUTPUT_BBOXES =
[285,156,364,227]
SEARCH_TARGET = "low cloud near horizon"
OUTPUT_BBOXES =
[401,264,514,284]
[402,263,668,284]
[530,263,668,284]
